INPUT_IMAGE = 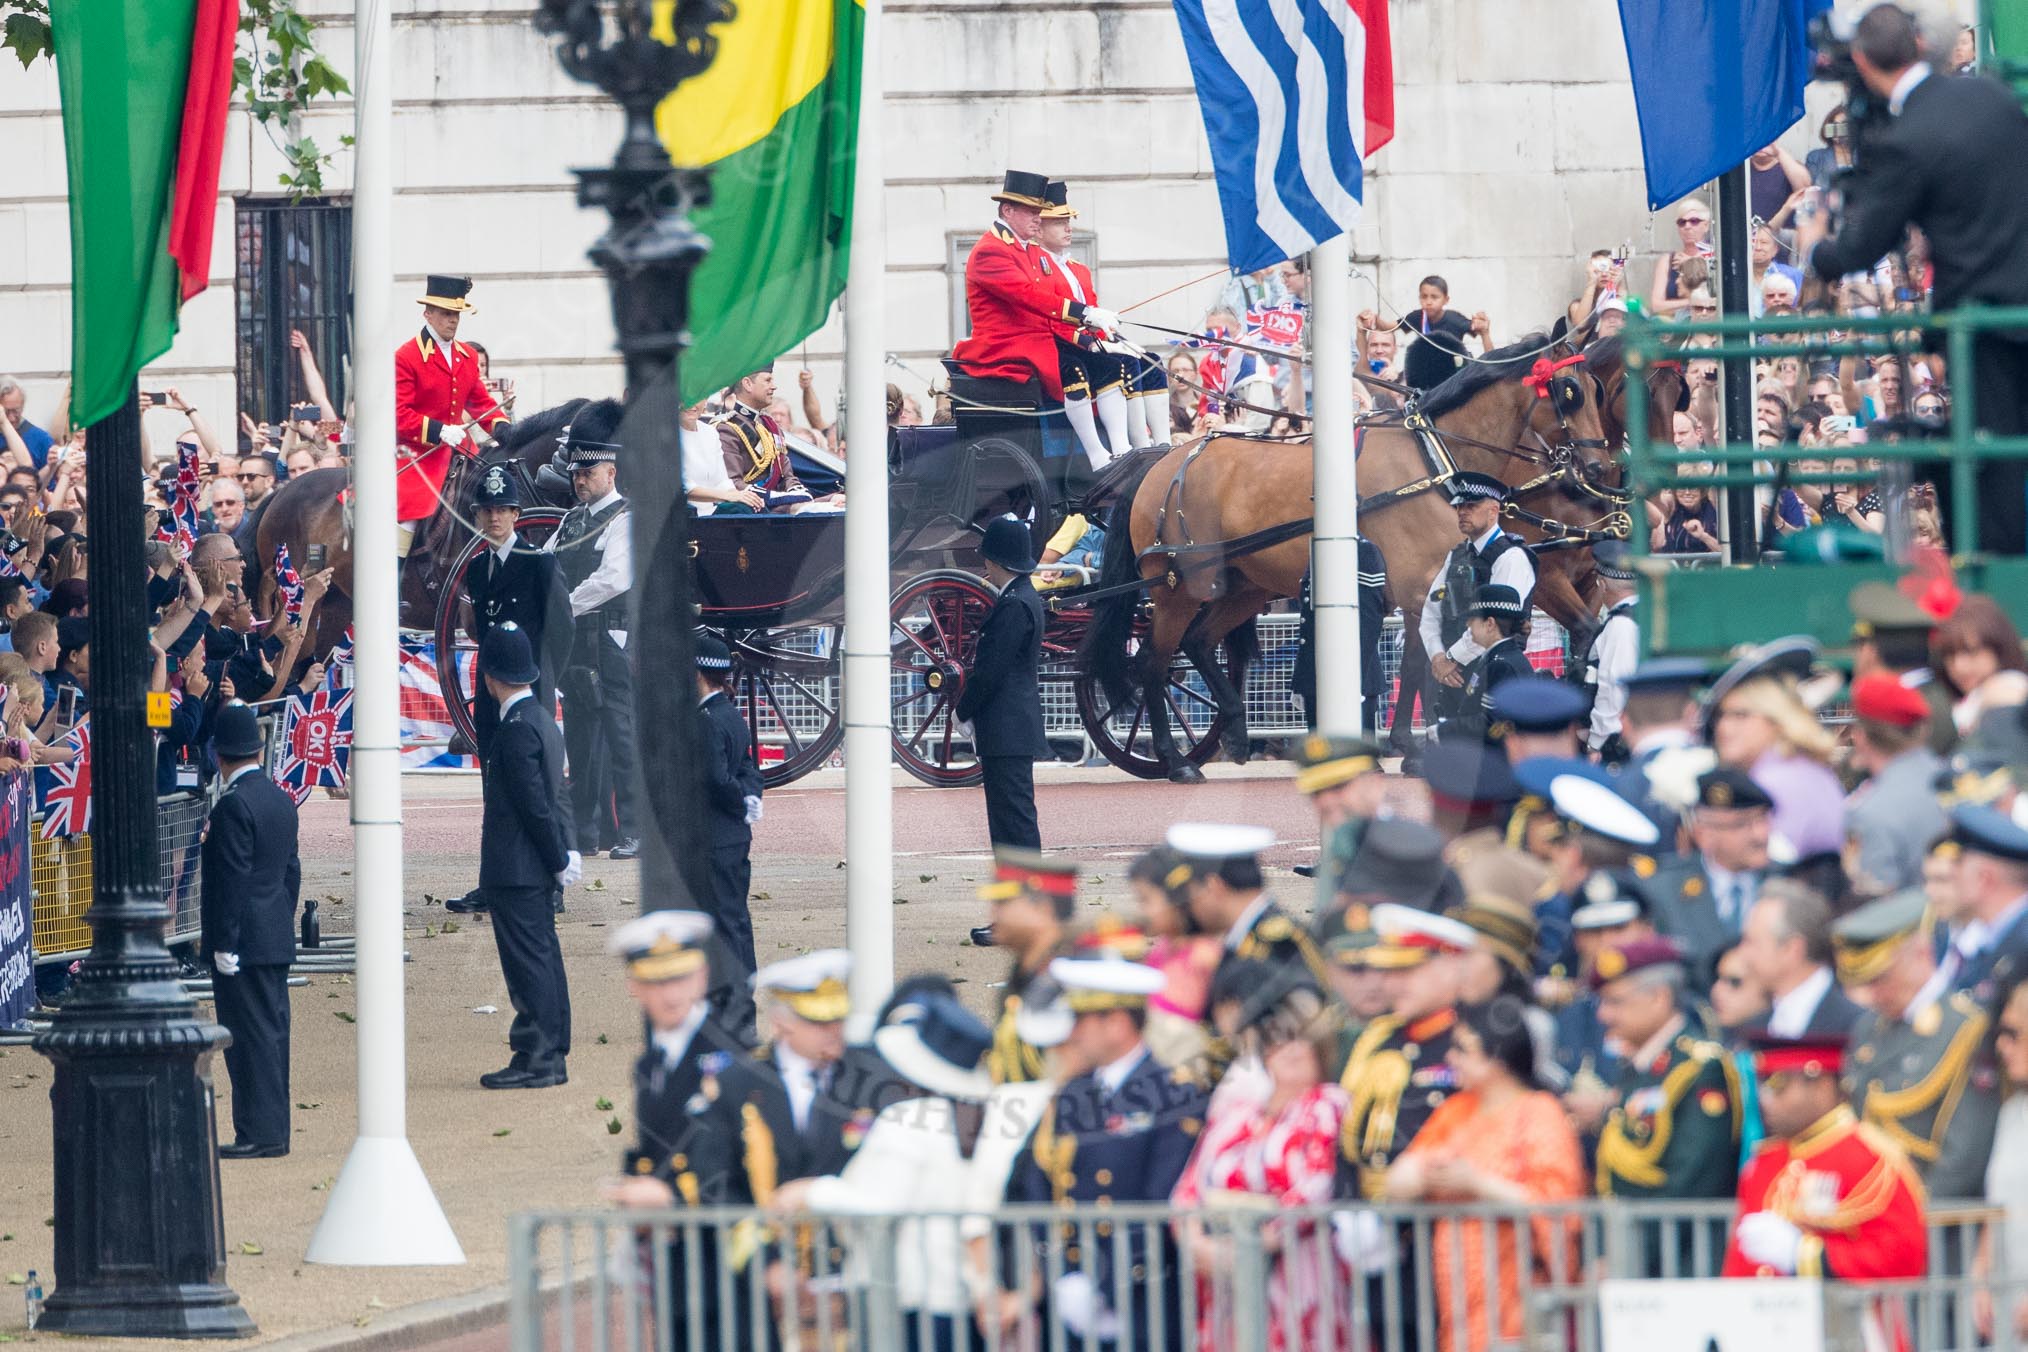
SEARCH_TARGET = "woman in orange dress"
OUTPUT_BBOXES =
[1383,997,1584,1352]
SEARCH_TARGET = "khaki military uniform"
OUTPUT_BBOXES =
[1845,990,2001,1200]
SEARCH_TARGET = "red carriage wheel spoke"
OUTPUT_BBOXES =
[892,623,943,668]
[906,694,952,755]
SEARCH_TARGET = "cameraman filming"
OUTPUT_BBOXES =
[1797,3,2028,553]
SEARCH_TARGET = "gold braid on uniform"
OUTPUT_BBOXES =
[1030,1097,1077,1206]
[725,415,779,485]
[989,997,1046,1086]
[1860,999,1989,1163]
[1241,914,1333,990]
[1766,1113,1928,1233]
[729,1102,782,1272]
[1595,1048,1714,1193]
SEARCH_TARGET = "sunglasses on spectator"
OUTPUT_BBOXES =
[1677,216,1708,226]
[1692,304,1718,314]
[236,471,269,482]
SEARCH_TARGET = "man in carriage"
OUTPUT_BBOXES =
[713,368,843,512]
[394,274,512,560]
[949,170,1122,469]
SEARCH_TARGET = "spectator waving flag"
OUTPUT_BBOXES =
[274,544,305,624]
[169,440,203,556]
[275,686,353,805]
[1170,0,1394,274]
[327,625,354,689]
[1616,0,1834,209]
[39,717,92,840]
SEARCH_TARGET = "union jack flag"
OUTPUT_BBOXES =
[153,442,203,559]
[38,716,91,840]
[397,633,476,770]
[274,544,305,624]
[275,686,353,804]
[1245,303,1307,349]
[327,625,354,688]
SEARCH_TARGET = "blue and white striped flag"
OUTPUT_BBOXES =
[1171,0,1394,275]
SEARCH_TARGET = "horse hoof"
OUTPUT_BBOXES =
[1168,763,1206,785]
[1221,731,1251,764]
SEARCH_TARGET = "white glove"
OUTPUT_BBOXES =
[1049,1273,1119,1341]
[438,422,469,448]
[1080,305,1121,335]
[1736,1211,1803,1274]
[954,719,976,742]
[555,849,583,889]
[1332,1209,1398,1275]
[742,795,763,826]
[214,952,241,977]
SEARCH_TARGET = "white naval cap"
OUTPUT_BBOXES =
[606,910,713,981]
[753,948,853,1022]
[1164,822,1276,860]
[1549,775,1661,848]
[1047,954,1167,1012]
[1370,902,1478,956]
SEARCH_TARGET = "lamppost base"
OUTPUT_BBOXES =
[305,1134,466,1266]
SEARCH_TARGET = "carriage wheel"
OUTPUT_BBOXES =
[888,570,994,788]
[727,626,844,789]
[1072,634,1231,782]
[432,508,567,749]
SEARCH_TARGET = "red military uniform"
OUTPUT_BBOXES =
[393,327,507,522]
[950,219,1094,401]
[1722,1104,1927,1280]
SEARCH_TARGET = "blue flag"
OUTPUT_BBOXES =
[1617,0,1834,210]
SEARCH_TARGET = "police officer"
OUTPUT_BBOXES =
[1592,937,1741,1271]
[979,848,1075,1085]
[957,516,1049,850]
[1582,541,1640,763]
[1837,889,2000,1199]
[1006,953,1206,1349]
[696,631,763,1037]
[476,622,580,1089]
[600,911,738,1352]
[201,701,301,1159]
[1419,471,1535,720]
[1438,584,1533,743]
[545,420,641,859]
[465,462,569,755]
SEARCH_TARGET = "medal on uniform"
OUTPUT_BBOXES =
[842,1107,874,1150]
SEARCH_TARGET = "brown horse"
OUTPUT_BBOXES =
[254,399,608,652]
[1080,335,1618,781]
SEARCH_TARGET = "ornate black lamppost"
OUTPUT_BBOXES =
[32,395,252,1337]
[533,0,731,908]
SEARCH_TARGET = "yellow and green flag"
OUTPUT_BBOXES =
[657,0,865,405]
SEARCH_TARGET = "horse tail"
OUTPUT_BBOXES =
[1080,457,1161,707]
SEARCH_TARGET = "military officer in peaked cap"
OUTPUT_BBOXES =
[1006,953,1206,1349]
[1946,805,2028,1014]
[544,420,641,860]
[601,911,741,1352]
[1592,937,1742,1271]
[1614,656,1710,850]
[1438,585,1534,744]
[1169,822,1327,997]
[1293,732,1386,910]
[1639,768,1776,988]
[1489,675,1591,764]
[979,848,1076,1085]
[1849,579,1957,757]
[395,275,511,561]
[1420,471,1537,723]
[1836,889,2000,1200]
[476,621,579,1089]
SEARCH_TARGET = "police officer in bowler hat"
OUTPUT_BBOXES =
[465,462,570,755]
[201,701,303,1158]
[957,516,1050,849]
[477,622,581,1089]
[695,631,765,1037]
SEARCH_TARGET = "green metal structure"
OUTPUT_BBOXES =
[1620,305,2028,658]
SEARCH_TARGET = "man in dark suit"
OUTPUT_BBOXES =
[477,621,579,1088]
[200,701,301,1159]
[450,463,571,916]
[1799,2,2028,553]
[1740,878,1863,1039]
[956,515,1049,849]
[1944,803,2028,1013]
[1639,768,1775,987]
[696,631,764,1036]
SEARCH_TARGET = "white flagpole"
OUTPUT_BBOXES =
[306,0,462,1266]
[841,0,893,1038]
[1308,232,1362,736]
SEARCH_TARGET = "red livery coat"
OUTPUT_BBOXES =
[1721,1106,1927,1280]
[393,330,508,522]
[950,221,1091,401]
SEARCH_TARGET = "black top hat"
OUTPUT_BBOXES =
[979,516,1037,574]
[212,701,265,760]
[480,621,541,686]
[1042,179,1077,219]
[474,462,521,510]
[418,274,476,312]
[992,170,1051,209]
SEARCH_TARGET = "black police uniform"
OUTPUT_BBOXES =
[699,682,764,1026]
[1289,536,1391,734]
[1427,530,1535,720]
[1442,634,1532,743]
[466,467,571,758]
[1006,1048,1208,1351]
[200,752,302,1152]
[956,521,1049,850]
[550,464,640,852]
[480,672,575,1079]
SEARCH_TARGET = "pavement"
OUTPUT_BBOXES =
[0,759,1319,1349]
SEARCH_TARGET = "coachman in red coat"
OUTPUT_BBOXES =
[394,274,510,546]
[949,171,1117,403]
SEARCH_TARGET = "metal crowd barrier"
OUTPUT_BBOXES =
[507,1200,2013,1352]
[29,792,209,965]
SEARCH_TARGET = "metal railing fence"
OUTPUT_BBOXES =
[30,791,209,964]
[508,1199,2013,1352]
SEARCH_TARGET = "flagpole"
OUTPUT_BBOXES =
[1309,231,1362,736]
[842,0,893,1038]
[306,0,462,1265]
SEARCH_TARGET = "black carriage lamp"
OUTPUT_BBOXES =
[532,0,730,909]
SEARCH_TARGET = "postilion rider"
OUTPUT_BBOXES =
[393,274,511,561]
